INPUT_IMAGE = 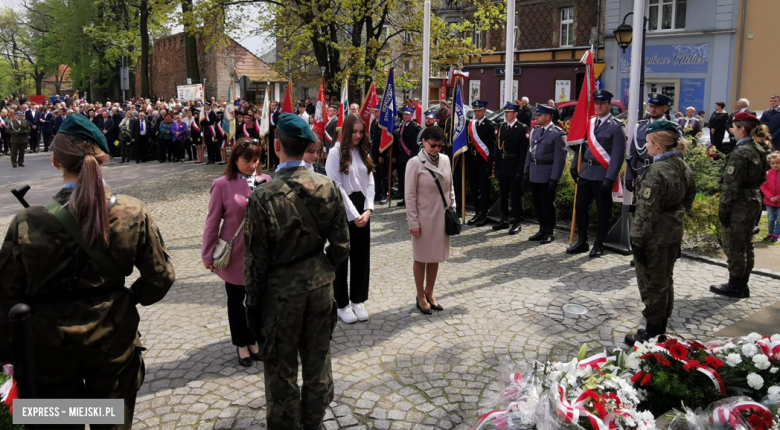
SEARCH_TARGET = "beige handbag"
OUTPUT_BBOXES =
[211,221,244,269]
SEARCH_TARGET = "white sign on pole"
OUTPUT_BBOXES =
[469,80,481,104]
[499,80,518,106]
[555,80,571,103]
[176,84,204,101]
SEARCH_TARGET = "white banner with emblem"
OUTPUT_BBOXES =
[176,84,204,102]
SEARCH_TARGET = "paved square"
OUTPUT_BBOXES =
[2,166,777,429]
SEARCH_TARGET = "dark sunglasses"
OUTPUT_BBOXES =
[241,139,261,147]
[427,143,444,149]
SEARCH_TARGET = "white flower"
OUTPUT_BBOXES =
[771,334,780,343]
[768,386,780,401]
[726,353,743,367]
[743,343,758,357]
[771,367,779,374]
[636,411,656,430]
[747,373,764,390]
[624,354,641,371]
[753,354,771,370]
[746,333,763,343]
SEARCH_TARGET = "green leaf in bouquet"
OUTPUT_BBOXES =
[577,344,588,362]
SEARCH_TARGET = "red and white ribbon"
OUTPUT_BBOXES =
[467,121,490,161]
[209,125,216,137]
[191,121,200,133]
[587,118,624,202]
[243,124,250,139]
[711,401,773,426]
[578,351,614,371]
[758,338,780,361]
[553,385,609,430]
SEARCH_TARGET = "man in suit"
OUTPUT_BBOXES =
[40,106,54,152]
[524,104,567,243]
[393,106,421,207]
[54,108,66,136]
[760,95,780,151]
[268,100,281,167]
[370,105,388,204]
[726,98,756,154]
[201,103,219,165]
[97,110,114,156]
[111,107,123,156]
[131,111,150,163]
[493,102,530,234]
[466,100,496,227]
[517,97,533,129]
[677,107,702,139]
[324,105,338,152]
[25,103,41,153]
[567,90,627,258]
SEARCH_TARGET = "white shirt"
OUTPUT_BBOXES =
[299,111,310,124]
[325,142,376,221]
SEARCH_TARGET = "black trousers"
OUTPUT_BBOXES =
[334,192,371,308]
[468,157,491,215]
[184,139,194,160]
[134,136,148,162]
[575,178,612,238]
[531,182,556,233]
[158,139,172,161]
[374,159,388,199]
[206,137,219,163]
[498,175,523,221]
[269,132,279,167]
[28,130,39,151]
[1,132,9,153]
[225,282,256,347]
[42,131,52,151]
[453,157,463,212]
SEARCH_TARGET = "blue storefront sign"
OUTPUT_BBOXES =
[678,78,706,112]
[620,44,710,74]
[620,78,630,109]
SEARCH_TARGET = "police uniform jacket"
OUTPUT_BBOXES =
[524,123,567,183]
[494,120,529,178]
[626,119,683,183]
[395,120,421,164]
[369,117,385,162]
[468,117,496,170]
[579,115,627,182]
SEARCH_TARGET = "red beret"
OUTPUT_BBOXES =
[733,112,760,124]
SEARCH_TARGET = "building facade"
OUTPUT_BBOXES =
[602,0,738,115]
[437,0,605,110]
[731,0,780,113]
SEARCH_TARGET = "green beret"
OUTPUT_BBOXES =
[646,120,679,135]
[277,113,315,143]
[57,113,110,153]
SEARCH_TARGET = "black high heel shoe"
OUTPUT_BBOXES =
[427,298,444,312]
[416,298,432,315]
[237,347,253,367]
[249,349,262,362]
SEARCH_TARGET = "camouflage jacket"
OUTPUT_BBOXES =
[720,138,768,214]
[631,154,697,248]
[0,187,175,361]
[243,166,350,328]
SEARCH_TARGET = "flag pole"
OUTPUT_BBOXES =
[388,146,393,207]
[569,152,583,244]
[459,76,466,223]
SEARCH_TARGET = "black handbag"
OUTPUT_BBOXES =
[425,167,461,236]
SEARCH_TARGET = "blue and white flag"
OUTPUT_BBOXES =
[452,79,467,157]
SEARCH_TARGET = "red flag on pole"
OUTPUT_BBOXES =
[566,50,595,146]
[281,80,294,114]
[313,78,327,137]
[359,82,378,129]
[336,76,349,136]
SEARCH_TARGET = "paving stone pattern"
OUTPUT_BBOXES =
[1,167,777,430]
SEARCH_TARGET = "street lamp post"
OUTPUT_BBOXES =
[613,12,649,119]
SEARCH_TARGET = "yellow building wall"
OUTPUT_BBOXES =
[733,0,780,110]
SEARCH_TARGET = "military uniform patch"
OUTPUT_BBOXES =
[643,187,652,199]
[727,165,735,175]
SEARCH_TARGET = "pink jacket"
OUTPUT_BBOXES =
[761,169,780,207]
[201,175,257,285]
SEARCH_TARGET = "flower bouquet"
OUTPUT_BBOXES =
[667,396,775,430]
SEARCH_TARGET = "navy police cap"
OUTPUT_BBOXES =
[503,102,520,113]
[647,93,673,106]
[373,104,380,111]
[424,111,437,119]
[592,90,614,102]
[401,106,415,114]
[471,100,488,110]
[535,104,557,115]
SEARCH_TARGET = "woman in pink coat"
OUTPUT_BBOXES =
[201,139,270,366]
[405,126,455,315]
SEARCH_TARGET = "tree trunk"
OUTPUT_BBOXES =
[139,0,150,98]
[181,0,200,82]
[33,70,45,95]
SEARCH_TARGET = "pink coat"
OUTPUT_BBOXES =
[405,151,456,263]
[761,168,780,207]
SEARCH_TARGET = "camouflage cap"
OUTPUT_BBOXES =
[57,112,110,153]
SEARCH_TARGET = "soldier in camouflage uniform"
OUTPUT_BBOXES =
[244,113,350,430]
[710,112,769,298]
[624,121,696,345]
[0,113,175,429]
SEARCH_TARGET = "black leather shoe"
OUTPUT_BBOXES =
[589,238,605,258]
[710,277,750,298]
[630,259,635,267]
[396,200,405,207]
[474,214,488,227]
[566,237,589,254]
[540,234,555,244]
[492,217,509,230]
[237,347,253,367]
[249,350,262,362]
[416,298,432,315]
[466,214,479,225]
[508,223,522,235]
[427,297,443,311]
[528,229,545,241]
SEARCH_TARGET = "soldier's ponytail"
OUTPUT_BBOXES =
[50,134,111,248]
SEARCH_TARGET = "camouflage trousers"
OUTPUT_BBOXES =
[120,142,133,160]
[723,205,761,277]
[35,342,145,430]
[260,285,335,430]
[635,242,681,326]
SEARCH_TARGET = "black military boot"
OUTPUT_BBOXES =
[508,221,522,235]
[589,236,606,258]
[710,276,750,298]
[624,322,664,346]
[528,223,545,241]
[474,213,489,227]
[566,234,589,254]
[540,225,556,244]
[493,215,510,230]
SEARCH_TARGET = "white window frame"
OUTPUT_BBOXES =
[473,29,482,49]
[647,0,686,32]
[559,7,574,47]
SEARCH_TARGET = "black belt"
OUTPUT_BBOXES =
[501,153,520,159]
[29,283,125,304]
[531,159,553,165]
[585,159,604,166]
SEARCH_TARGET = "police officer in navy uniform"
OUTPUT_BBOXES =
[567,90,627,257]
[524,104,567,243]
[493,102,530,234]
[394,106,421,207]
[202,102,220,165]
[466,100,496,227]
[416,110,439,145]
[625,93,682,193]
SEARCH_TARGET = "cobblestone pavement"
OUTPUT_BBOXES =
[1,167,778,430]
